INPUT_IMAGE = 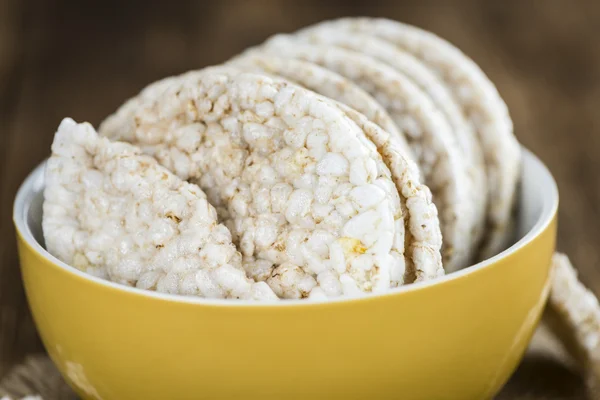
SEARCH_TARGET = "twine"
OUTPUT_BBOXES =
[0,356,74,400]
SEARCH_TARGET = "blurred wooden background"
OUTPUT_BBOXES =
[1,0,599,398]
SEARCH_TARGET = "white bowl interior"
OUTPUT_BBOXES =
[13,147,558,304]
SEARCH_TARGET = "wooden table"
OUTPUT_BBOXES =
[1,0,599,398]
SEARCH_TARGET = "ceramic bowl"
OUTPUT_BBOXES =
[13,148,558,400]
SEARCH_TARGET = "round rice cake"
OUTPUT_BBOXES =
[546,253,600,382]
[293,28,488,265]
[221,57,441,281]
[227,53,413,159]
[301,17,522,261]
[100,70,432,298]
[43,117,277,300]
[256,36,475,271]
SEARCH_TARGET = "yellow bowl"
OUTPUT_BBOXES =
[14,148,557,400]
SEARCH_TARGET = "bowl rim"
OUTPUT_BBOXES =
[13,146,558,307]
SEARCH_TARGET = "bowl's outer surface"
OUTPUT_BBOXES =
[15,215,556,400]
